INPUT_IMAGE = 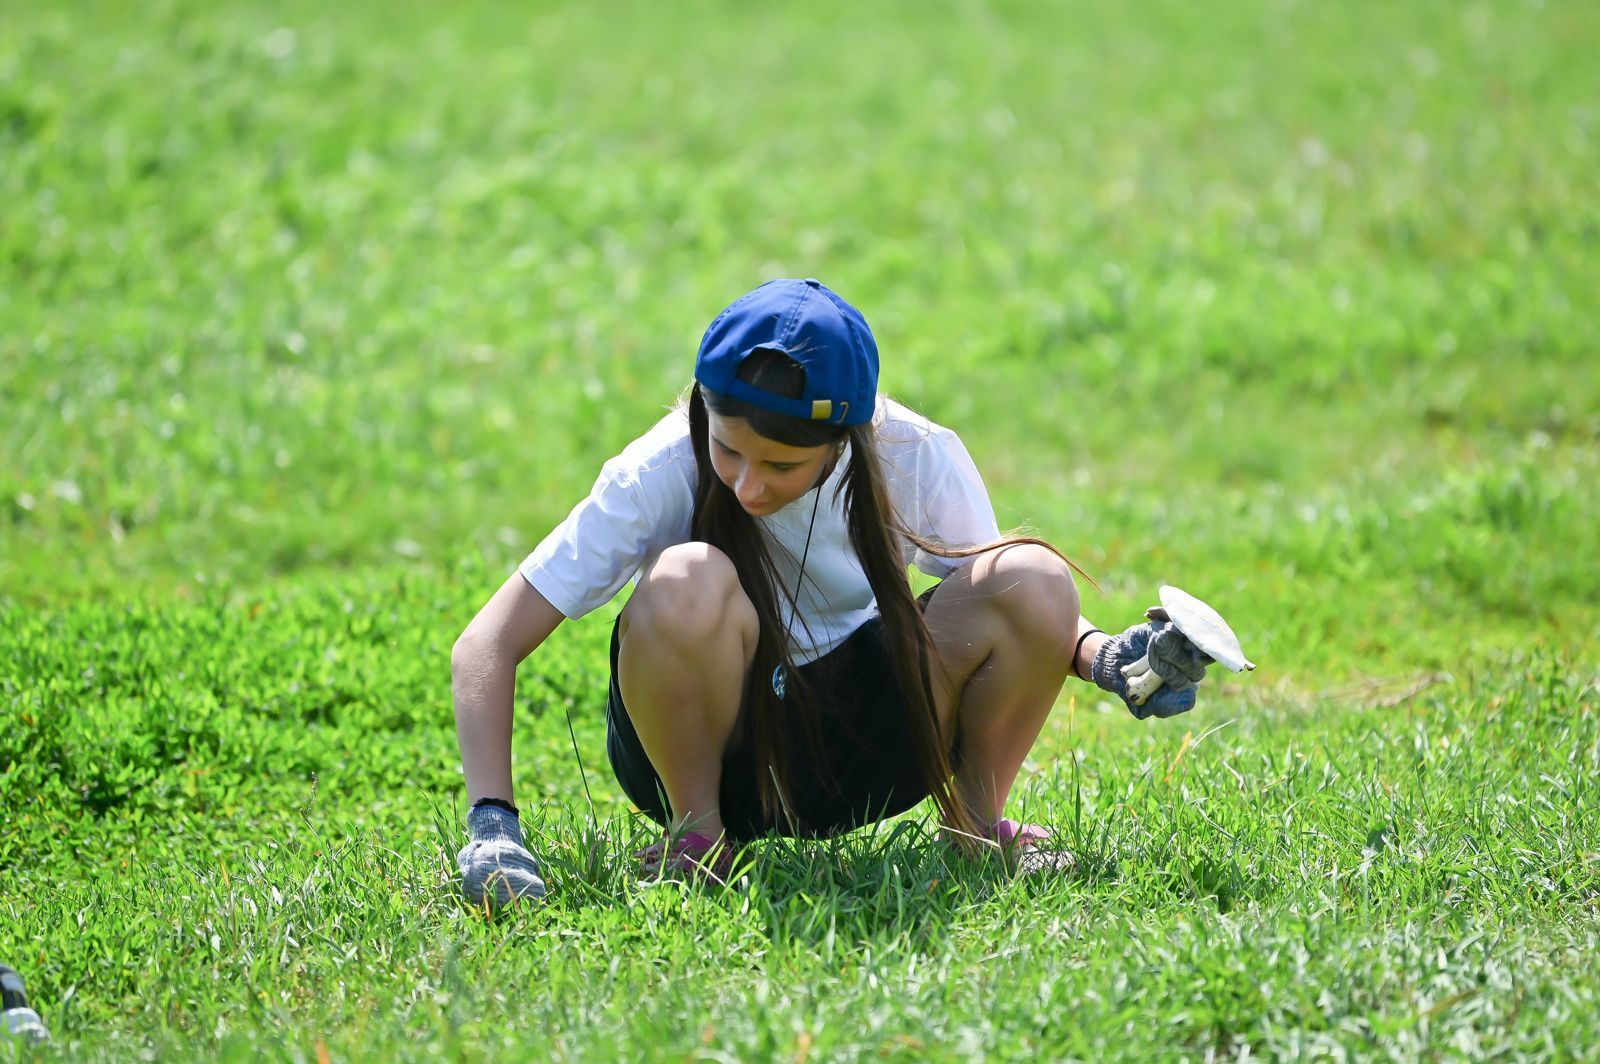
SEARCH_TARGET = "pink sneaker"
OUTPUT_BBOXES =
[635,831,736,885]
[943,818,1076,875]
[989,818,1052,848]
[988,818,1077,875]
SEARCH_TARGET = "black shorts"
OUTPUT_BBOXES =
[605,586,951,841]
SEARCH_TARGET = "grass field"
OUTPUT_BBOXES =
[3,0,1598,1058]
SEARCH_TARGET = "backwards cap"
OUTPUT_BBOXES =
[693,278,878,426]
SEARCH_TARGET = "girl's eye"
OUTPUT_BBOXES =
[713,440,797,472]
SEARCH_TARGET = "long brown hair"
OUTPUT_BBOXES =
[687,351,1085,843]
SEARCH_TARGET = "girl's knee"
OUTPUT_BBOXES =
[979,543,1080,638]
[622,542,755,645]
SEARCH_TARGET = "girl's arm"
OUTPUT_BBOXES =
[1072,615,1110,684]
[451,572,568,804]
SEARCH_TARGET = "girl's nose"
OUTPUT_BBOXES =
[734,469,766,506]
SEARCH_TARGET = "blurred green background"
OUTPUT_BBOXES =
[5,0,1596,675]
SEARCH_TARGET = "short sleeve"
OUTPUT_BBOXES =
[908,425,1001,578]
[518,417,695,619]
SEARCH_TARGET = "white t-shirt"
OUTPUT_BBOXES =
[519,396,1001,664]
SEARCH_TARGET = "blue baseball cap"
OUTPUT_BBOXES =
[694,278,878,426]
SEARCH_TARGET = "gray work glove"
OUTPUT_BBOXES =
[1142,605,1214,687]
[1090,609,1212,720]
[457,804,547,909]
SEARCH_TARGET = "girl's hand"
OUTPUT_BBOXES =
[1141,605,1215,687]
[457,804,547,909]
[1089,615,1209,719]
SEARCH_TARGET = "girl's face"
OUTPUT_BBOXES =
[705,412,840,517]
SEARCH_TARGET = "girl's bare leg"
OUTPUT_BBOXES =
[616,543,758,842]
[921,543,1085,826]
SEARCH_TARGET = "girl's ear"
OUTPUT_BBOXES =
[817,444,845,487]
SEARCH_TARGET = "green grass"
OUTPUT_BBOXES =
[3,0,1598,1058]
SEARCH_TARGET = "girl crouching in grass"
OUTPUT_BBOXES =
[452,278,1213,905]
